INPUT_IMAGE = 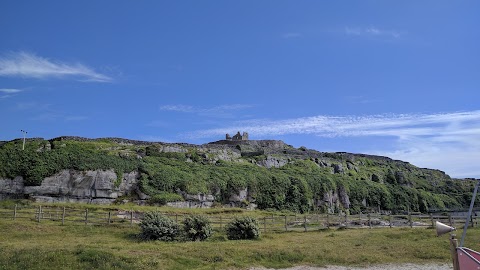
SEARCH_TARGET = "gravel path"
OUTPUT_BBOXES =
[250,263,452,270]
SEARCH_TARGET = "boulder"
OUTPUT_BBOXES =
[332,163,344,174]
[256,155,288,168]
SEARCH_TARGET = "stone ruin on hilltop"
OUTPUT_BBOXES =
[225,131,249,141]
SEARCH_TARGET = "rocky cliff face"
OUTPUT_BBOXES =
[0,170,142,204]
[0,169,254,208]
[0,136,459,213]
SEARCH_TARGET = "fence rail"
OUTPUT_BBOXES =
[0,205,477,232]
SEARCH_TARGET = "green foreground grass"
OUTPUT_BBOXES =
[1,219,477,270]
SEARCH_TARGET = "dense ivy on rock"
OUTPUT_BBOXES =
[0,138,474,213]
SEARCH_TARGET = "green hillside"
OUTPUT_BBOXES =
[0,137,474,213]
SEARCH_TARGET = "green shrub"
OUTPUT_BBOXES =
[225,216,260,240]
[147,192,184,206]
[183,215,213,241]
[139,211,179,241]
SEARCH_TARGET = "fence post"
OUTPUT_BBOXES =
[409,212,413,228]
[368,213,371,228]
[284,215,288,231]
[13,204,17,220]
[263,217,267,234]
[108,211,111,225]
[430,213,434,228]
[448,214,453,226]
[326,213,330,228]
[272,214,275,230]
[219,216,222,229]
[344,212,348,228]
[62,207,65,225]
[38,206,42,223]
[130,211,134,226]
[389,214,392,228]
[175,213,178,224]
[85,209,88,225]
[471,214,475,228]
[304,215,307,232]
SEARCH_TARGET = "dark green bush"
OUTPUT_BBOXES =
[139,211,179,241]
[183,215,213,241]
[225,216,260,240]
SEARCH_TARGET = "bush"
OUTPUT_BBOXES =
[139,211,179,241]
[147,192,184,206]
[183,215,213,241]
[225,216,260,240]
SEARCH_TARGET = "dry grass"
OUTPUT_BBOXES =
[0,217,471,270]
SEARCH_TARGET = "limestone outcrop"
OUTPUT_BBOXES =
[0,136,458,213]
[0,170,141,204]
[0,169,257,208]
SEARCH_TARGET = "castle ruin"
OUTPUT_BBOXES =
[226,131,249,141]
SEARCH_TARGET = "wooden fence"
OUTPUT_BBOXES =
[0,205,477,232]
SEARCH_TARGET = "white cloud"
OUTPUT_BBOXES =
[190,111,480,178]
[160,104,254,116]
[160,105,195,113]
[0,88,23,94]
[0,51,112,82]
[0,88,23,99]
[345,26,402,39]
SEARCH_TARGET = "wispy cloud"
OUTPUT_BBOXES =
[0,88,23,99]
[282,32,302,39]
[345,26,402,39]
[189,111,480,177]
[160,104,254,117]
[192,112,480,138]
[160,105,196,113]
[0,88,23,94]
[0,51,112,82]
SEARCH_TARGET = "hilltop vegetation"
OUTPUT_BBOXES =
[0,137,474,213]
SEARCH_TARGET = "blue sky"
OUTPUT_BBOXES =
[1,1,479,178]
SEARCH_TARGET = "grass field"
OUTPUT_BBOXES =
[2,216,478,270]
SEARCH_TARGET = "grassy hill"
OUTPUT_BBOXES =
[0,136,474,213]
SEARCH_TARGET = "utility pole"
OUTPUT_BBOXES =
[20,130,27,150]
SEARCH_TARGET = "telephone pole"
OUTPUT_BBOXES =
[20,130,27,150]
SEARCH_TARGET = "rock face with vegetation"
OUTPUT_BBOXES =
[0,136,474,213]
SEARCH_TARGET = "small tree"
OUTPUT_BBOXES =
[183,215,213,241]
[225,216,260,240]
[140,211,179,241]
